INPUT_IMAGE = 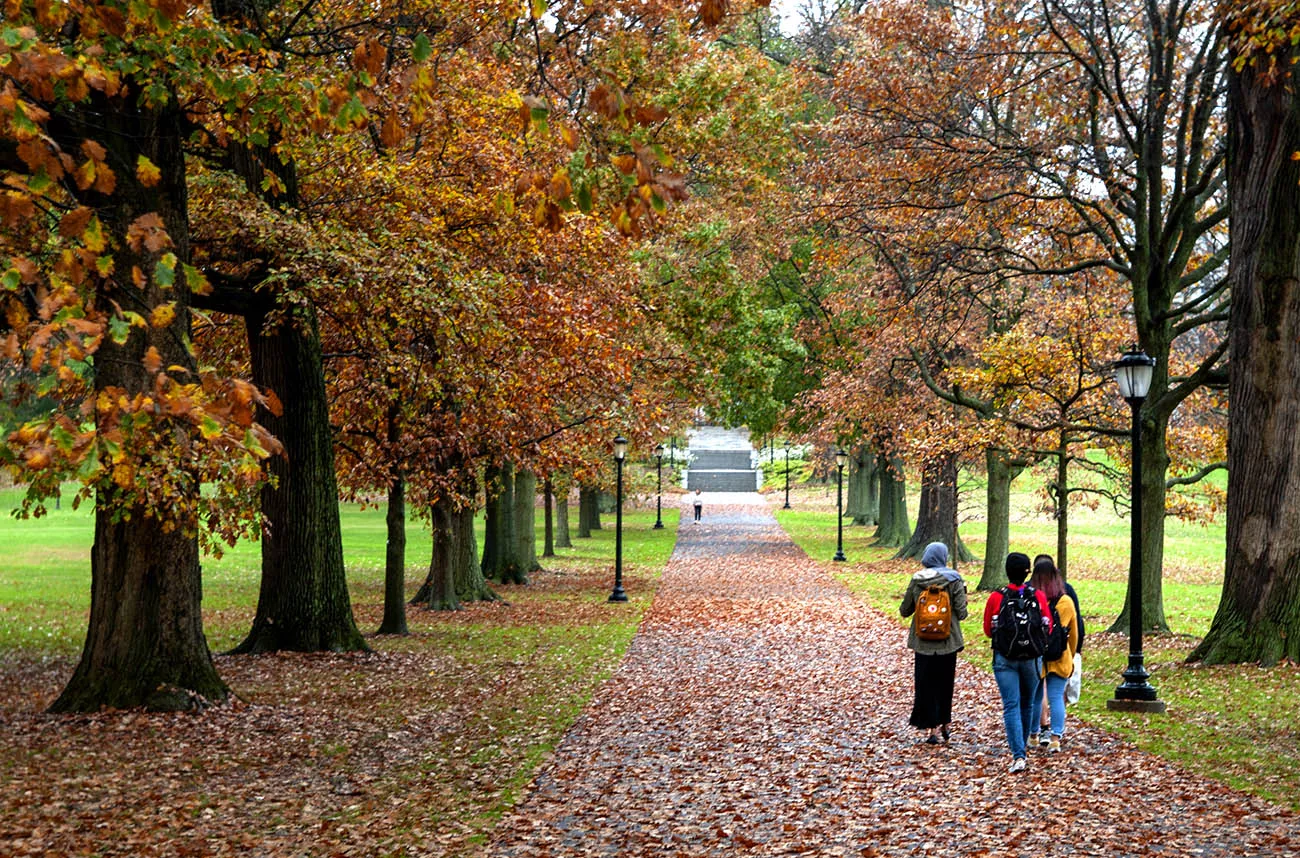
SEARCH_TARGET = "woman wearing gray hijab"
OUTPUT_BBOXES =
[899,541,969,744]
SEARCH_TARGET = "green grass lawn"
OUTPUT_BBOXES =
[774,478,1300,811]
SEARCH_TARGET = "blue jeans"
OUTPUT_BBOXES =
[993,652,1042,758]
[1031,672,1068,738]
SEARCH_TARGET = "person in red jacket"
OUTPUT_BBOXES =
[983,552,1053,773]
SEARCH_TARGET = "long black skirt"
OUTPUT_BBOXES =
[910,651,958,729]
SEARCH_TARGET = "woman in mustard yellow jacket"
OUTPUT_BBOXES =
[1028,558,1079,754]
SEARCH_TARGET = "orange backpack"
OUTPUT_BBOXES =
[916,584,952,641]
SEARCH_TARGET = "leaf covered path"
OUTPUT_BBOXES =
[491,499,1299,857]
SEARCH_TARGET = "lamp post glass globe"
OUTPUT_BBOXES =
[609,436,629,602]
[1114,349,1156,401]
[833,449,847,562]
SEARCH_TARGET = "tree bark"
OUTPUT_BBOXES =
[514,469,541,574]
[1107,408,1172,634]
[50,97,228,711]
[847,446,878,526]
[376,473,409,634]
[483,463,526,584]
[543,477,555,558]
[578,484,602,537]
[422,498,459,611]
[1053,442,1070,580]
[229,306,366,653]
[978,448,1024,591]
[1191,46,1300,665]
[555,477,573,549]
[872,455,912,548]
[895,454,973,563]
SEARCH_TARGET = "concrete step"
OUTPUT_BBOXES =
[687,450,754,470]
[686,470,761,492]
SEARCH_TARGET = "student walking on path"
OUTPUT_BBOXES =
[1029,557,1080,753]
[899,541,967,745]
[984,551,1053,772]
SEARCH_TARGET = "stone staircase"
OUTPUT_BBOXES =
[685,426,761,492]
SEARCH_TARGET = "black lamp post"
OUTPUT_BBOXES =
[653,443,665,530]
[1106,350,1166,713]
[833,449,847,562]
[609,436,629,603]
[782,443,792,510]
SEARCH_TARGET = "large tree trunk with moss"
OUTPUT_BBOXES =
[376,473,409,634]
[452,496,496,602]
[421,498,459,611]
[896,454,972,563]
[514,469,541,574]
[412,472,497,607]
[555,476,573,549]
[230,306,366,653]
[847,446,879,526]
[978,448,1025,591]
[872,455,911,548]
[577,484,602,537]
[47,98,229,712]
[483,463,526,584]
[1191,48,1300,665]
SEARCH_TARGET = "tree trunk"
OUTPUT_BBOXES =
[453,496,497,602]
[555,478,573,549]
[483,463,526,584]
[1191,48,1300,665]
[515,469,541,574]
[1053,442,1070,580]
[872,455,912,547]
[230,306,366,653]
[543,478,556,558]
[978,448,1024,591]
[895,454,973,562]
[847,445,878,526]
[422,498,459,611]
[578,484,602,537]
[376,473,409,634]
[49,98,228,712]
[1107,408,1172,634]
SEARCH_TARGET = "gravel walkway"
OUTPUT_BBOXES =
[490,499,1300,857]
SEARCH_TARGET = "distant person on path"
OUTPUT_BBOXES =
[899,542,968,744]
[692,489,703,523]
[1027,557,1079,754]
[984,552,1053,773]
[1032,554,1084,737]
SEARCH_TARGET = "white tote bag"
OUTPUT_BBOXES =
[1065,653,1083,704]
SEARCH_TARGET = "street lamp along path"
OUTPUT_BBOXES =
[1107,350,1166,714]
[833,449,847,563]
[608,436,629,603]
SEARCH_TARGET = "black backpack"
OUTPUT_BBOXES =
[992,585,1046,660]
[1043,597,1068,661]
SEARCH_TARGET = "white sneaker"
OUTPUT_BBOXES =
[1009,757,1027,773]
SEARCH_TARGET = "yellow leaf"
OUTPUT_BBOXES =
[136,155,161,187]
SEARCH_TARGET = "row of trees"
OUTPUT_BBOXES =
[722,0,1298,664]
[0,0,807,711]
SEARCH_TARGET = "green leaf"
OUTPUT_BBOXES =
[154,254,176,288]
[199,415,223,440]
[1,268,19,291]
[108,316,131,345]
[576,185,593,214]
[412,33,432,63]
[50,423,77,452]
[531,0,547,19]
